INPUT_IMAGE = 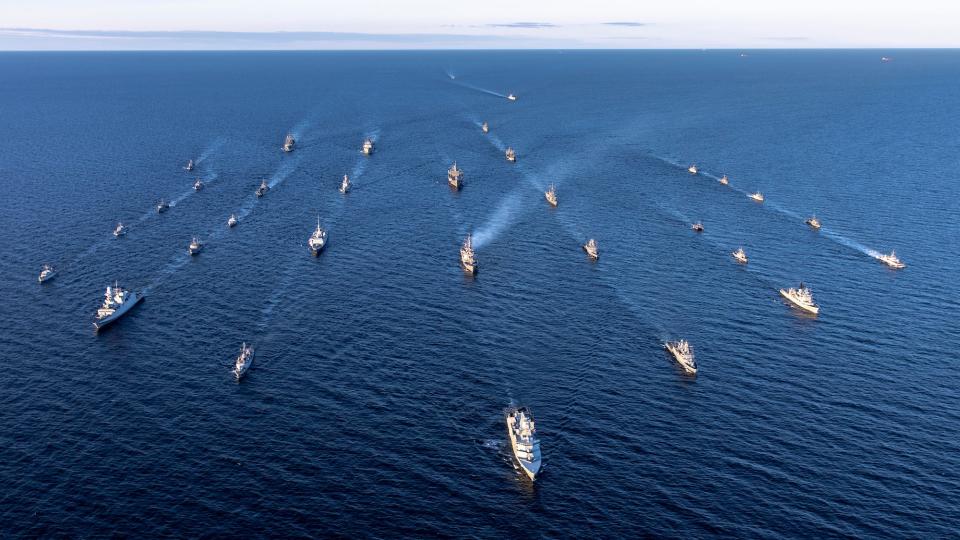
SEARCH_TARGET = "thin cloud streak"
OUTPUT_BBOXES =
[485,22,557,29]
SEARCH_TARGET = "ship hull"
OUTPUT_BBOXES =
[234,354,254,380]
[779,290,819,315]
[93,292,143,331]
[310,244,325,257]
[665,345,697,374]
[504,411,541,481]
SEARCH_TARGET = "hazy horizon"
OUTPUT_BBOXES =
[1,1,957,51]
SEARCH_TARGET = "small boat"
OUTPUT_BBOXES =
[805,215,822,230]
[460,234,477,275]
[362,138,374,156]
[339,174,351,194]
[881,56,892,62]
[256,180,269,197]
[233,342,254,380]
[506,93,517,101]
[308,216,327,256]
[688,164,698,175]
[188,236,204,256]
[227,214,238,228]
[749,192,764,202]
[93,283,143,331]
[505,406,541,481]
[877,250,905,269]
[665,340,698,374]
[193,178,204,191]
[481,121,489,133]
[719,175,729,185]
[184,159,194,172]
[692,222,704,232]
[505,147,516,163]
[544,184,558,207]
[157,199,169,213]
[732,247,748,264]
[583,238,599,260]
[282,133,295,153]
[447,162,463,190]
[38,264,56,283]
[113,221,127,237]
[780,282,819,315]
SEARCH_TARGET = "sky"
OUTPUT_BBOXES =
[0,0,957,50]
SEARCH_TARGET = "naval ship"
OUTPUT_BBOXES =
[505,147,516,163]
[749,191,764,202]
[362,138,374,156]
[282,133,295,153]
[113,221,127,237]
[719,175,729,185]
[93,283,143,331]
[308,217,328,256]
[340,174,351,194]
[188,236,204,256]
[583,238,599,260]
[505,406,542,481]
[460,234,477,275]
[234,342,254,380]
[157,199,170,213]
[184,159,194,172]
[692,222,704,232]
[878,250,905,269]
[688,164,698,175]
[665,340,698,374]
[732,247,748,264]
[38,264,56,283]
[481,121,489,133]
[193,178,204,191]
[256,180,269,197]
[780,282,819,315]
[507,93,517,101]
[805,215,822,230]
[544,184,558,207]
[448,162,463,190]
[227,214,238,227]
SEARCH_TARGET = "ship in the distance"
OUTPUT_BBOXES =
[184,159,194,172]
[113,221,127,237]
[505,147,516,163]
[308,216,327,256]
[688,164,698,175]
[779,282,819,315]
[692,222,704,232]
[193,178,204,191]
[719,174,729,185]
[877,250,905,269]
[460,234,477,275]
[157,199,169,213]
[665,339,698,374]
[749,191,764,202]
[38,264,57,283]
[545,184,558,207]
[256,179,269,197]
[583,238,599,260]
[505,406,541,480]
[227,214,238,228]
[362,138,374,156]
[482,121,489,133]
[93,282,143,331]
[507,93,517,101]
[447,162,463,190]
[805,215,822,230]
[188,236,204,256]
[282,133,295,153]
[339,174,351,194]
[233,342,254,380]
[732,247,748,264]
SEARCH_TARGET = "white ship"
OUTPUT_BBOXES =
[38,264,56,283]
[719,175,729,185]
[749,191,764,202]
[193,178,204,191]
[447,162,463,190]
[362,138,374,156]
[732,247,748,264]
[227,214,238,227]
[583,238,599,260]
[93,283,143,331]
[779,282,819,315]
[340,174,351,194]
[505,147,516,162]
[256,179,269,197]
[282,133,295,153]
[184,159,194,171]
[692,222,704,232]
[460,234,477,275]
[505,406,542,481]
[688,164,698,175]
[157,199,169,213]
[545,184,558,207]
[665,340,698,374]
[188,236,204,256]
[234,342,254,380]
[113,221,127,237]
[506,93,517,101]
[481,121,489,133]
[805,215,822,229]
[877,250,905,269]
[308,217,327,256]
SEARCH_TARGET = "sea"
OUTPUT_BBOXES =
[0,50,958,537]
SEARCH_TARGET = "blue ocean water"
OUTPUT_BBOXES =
[1,50,959,537]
